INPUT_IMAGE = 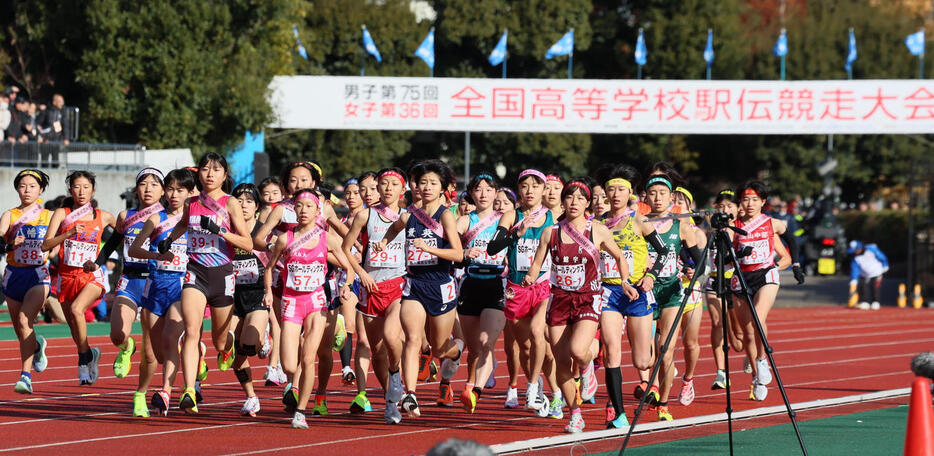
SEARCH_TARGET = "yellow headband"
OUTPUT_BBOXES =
[18,170,42,181]
[605,178,632,190]
[675,186,694,205]
[309,162,323,179]
[329,194,340,205]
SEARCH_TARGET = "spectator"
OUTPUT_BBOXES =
[0,93,10,140]
[769,196,800,259]
[38,93,69,144]
[5,97,29,142]
[848,240,889,310]
[22,99,40,142]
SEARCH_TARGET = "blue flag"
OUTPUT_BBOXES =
[415,28,435,68]
[906,29,925,56]
[845,29,857,72]
[362,25,382,63]
[489,30,508,66]
[292,25,308,60]
[634,29,647,65]
[545,30,574,59]
[773,28,788,57]
[703,29,714,65]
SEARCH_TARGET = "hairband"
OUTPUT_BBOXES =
[719,189,735,197]
[345,178,359,188]
[546,174,564,186]
[566,181,591,198]
[294,190,320,205]
[645,176,673,191]
[17,170,44,182]
[675,186,694,205]
[742,188,761,198]
[293,161,323,179]
[518,169,546,183]
[501,187,517,200]
[605,178,632,190]
[379,170,406,187]
[475,174,494,182]
[137,168,164,183]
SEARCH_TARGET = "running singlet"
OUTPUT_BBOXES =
[58,207,105,275]
[273,200,299,236]
[548,222,600,293]
[6,205,51,267]
[647,219,681,286]
[232,224,265,288]
[600,214,647,285]
[149,211,187,276]
[507,209,553,284]
[465,211,506,280]
[733,214,775,273]
[405,206,451,282]
[283,228,328,294]
[364,207,407,283]
[187,194,234,267]
[122,207,154,274]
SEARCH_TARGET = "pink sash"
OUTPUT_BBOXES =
[739,213,769,234]
[123,203,163,230]
[603,210,632,230]
[285,222,326,256]
[199,193,229,224]
[462,211,502,246]
[152,213,183,238]
[509,206,548,234]
[558,220,599,265]
[407,204,444,238]
[63,203,93,226]
[373,204,401,223]
[9,203,42,237]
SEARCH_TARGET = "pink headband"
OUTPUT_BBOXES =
[294,190,320,206]
[379,170,406,187]
[546,174,564,186]
[566,181,591,199]
[518,169,546,183]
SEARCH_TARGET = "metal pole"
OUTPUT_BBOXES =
[920,53,925,79]
[908,168,914,293]
[568,53,573,79]
[502,57,507,79]
[781,55,786,81]
[637,65,642,80]
[706,64,711,81]
[464,131,471,188]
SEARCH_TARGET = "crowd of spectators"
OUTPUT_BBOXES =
[0,85,70,144]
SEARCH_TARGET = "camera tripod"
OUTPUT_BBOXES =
[617,212,808,455]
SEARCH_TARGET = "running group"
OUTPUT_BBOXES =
[3,157,804,433]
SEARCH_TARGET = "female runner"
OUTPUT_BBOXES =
[523,178,635,433]
[337,178,365,386]
[673,186,706,407]
[3,169,53,394]
[543,172,564,220]
[493,187,522,407]
[42,171,116,385]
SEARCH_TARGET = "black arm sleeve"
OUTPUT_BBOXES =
[644,230,668,279]
[778,228,799,264]
[685,243,704,267]
[486,226,518,256]
[95,227,123,266]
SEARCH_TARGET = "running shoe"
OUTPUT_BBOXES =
[312,396,328,416]
[574,378,584,406]
[437,382,454,407]
[258,330,271,359]
[657,405,673,421]
[241,396,261,417]
[342,366,356,386]
[217,331,236,371]
[333,314,347,352]
[581,360,598,403]
[633,381,649,401]
[265,364,283,387]
[564,412,585,434]
[871,301,881,310]
[33,335,48,372]
[401,392,420,418]
[608,412,630,429]
[536,393,551,418]
[743,357,753,374]
[646,385,661,406]
[857,301,871,310]
[417,352,432,381]
[385,401,402,424]
[387,370,404,403]
[282,383,299,413]
[13,374,32,394]
[113,337,136,378]
[751,381,768,401]
[440,339,464,380]
[429,360,438,381]
[194,380,204,403]
[151,390,170,416]
[133,391,149,417]
[179,387,198,414]
[525,382,543,410]
[87,347,101,384]
[198,341,209,381]
[711,369,728,390]
[756,358,772,385]
[350,391,372,414]
[678,378,695,406]
[291,410,308,429]
[485,358,498,390]
[605,403,616,423]
[504,386,519,409]
[548,397,564,419]
[460,388,478,413]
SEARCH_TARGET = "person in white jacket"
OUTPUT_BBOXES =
[848,240,889,310]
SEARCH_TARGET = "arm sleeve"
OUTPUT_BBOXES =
[644,230,668,279]
[778,229,799,264]
[685,243,704,267]
[486,226,517,256]
[95,227,123,266]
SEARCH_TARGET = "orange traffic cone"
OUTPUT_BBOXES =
[904,376,934,456]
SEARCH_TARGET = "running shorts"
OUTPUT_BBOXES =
[142,274,183,317]
[600,283,656,318]
[402,275,457,317]
[731,266,780,299]
[183,261,234,308]
[457,276,505,317]
[234,286,267,318]
[358,276,404,318]
[2,264,50,302]
[57,269,105,304]
[115,274,148,307]
[280,287,327,325]
[504,279,550,321]
[546,288,602,326]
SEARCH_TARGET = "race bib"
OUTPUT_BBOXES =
[440,280,457,303]
[183,270,196,285]
[368,240,404,268]
[224,274,235,296]
[15,239,44,265]
[407,238,438,266]
[188,230,220,254]
[553,263,586,291]
[63,239,97,268]
[286,262,325,292]
[123,235,150,265]
[739,239,771,266]
[471,238,506,266]
[157,241,188,272]
[117,276,129,292]
[516,238,538,271]
[233,258,260,284]
[601,250,635,280]
[648,251,677,278]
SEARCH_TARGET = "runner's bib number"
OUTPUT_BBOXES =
[600,250,634,280]
[516,238,550,272]
[189,231,220,254]
[407,238,438,266]
[286,263,325,292]
[15,239,44,265]
[739,239,770,266]
[233,258,260,284]
[63,239,97,267]
[157,242,188,272]
[471,238,506,266]
[553,263,586,291]
[123,235,150,265]
[440,280,457,303]
[648,251,677,278]
[368,240,404,268]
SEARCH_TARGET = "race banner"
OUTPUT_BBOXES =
[268,75,934,134]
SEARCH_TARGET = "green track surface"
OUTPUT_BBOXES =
[602,406,907,455]
[0,319,212,341]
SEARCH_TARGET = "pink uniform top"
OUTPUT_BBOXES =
[187,194,233,267]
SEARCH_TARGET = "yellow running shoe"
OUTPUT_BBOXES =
[460,388,478,413]
[217,332,236,371]
[313,395,328,416]
[179,387,198,414]
[333,314,347,352]
[657,405,673,421]
[198,341,209,381]
[113,337,136,378]
[132,391,149,417]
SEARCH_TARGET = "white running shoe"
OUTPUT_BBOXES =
[525,382,542,410]
[871,301,881,310]
[536,393,551,417]
[88,347,101,384]
[756,358,772,386]
[711,369,728,390]
[384,401,402,424]
[857,302,871,310]
[439,339,464,380]
[14,375,32,394]
[291,410,308,429]
[485,358,498,390]
[678,378,695,406]
[751,381,768,401]
[743,357,753,374]
[387,370,404,403]
[564,412,585,433]
[33,335,48,372]
[258,331,271,359]
[581,360,598,402]
[505,386,519,409]
[240,396,261,417]
[78,364,91,385]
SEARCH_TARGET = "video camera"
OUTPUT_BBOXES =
[710,211,733,229]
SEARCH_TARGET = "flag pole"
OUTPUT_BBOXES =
[502,29,508,79]
[920,28,925,79]
[706,28,712,80]
[568,28,574,79]
[846,27,853,80]
[780,55,786,81]
[361,25,366,76]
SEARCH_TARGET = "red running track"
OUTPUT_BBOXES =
[0,306,931,455]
